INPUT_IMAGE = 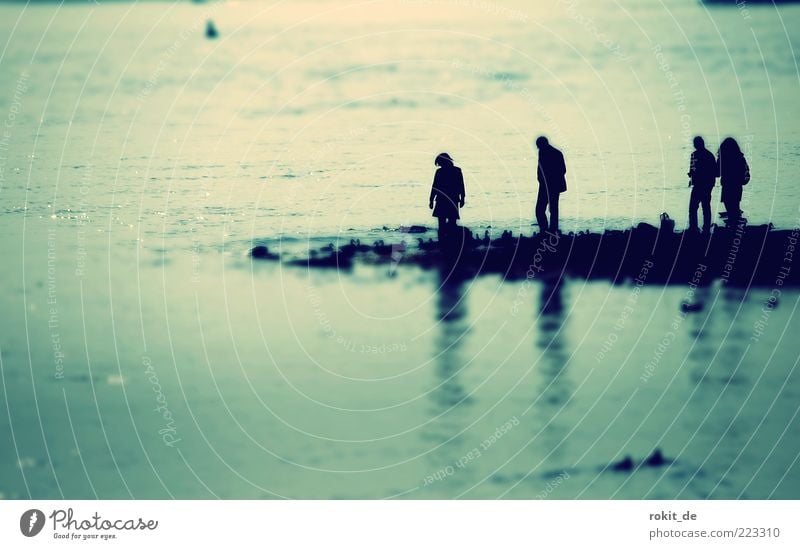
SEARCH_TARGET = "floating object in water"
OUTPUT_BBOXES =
[643,448,672,468]
[609,455,635,472]
[205,20,218,39]
[605,448,672,473]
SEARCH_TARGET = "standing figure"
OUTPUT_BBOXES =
[429,153,465,241]
[716,137,750,222]
[535,136,567,234]
[687,136,717,232]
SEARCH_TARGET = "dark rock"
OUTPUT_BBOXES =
[250,245,278,260]
[643,449,672,468]
[269,222,800,287]
[680,301,704,313]
[609,456,635,472]
[400,225,427,234]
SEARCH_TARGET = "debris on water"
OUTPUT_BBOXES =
[609,455,635,472]
[605,448,673,473]
[205,20,218,39]
[643,448,672,467]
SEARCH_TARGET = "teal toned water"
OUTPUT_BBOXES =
[1,1,799,498]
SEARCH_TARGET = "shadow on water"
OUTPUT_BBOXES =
[431,271,470,412]
[530,278,574,462]
[693,287,751,388]
[419,264,475,492]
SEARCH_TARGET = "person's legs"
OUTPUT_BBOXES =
[447,217,457,238]
[437,217,446,241]
[700,188,712,231]
[729,201,741,222]
[548,192,560,233]
[732,188,742,216]
[688,187,700,230]
[729,186,743,218]
[535,186,549,234]
[726,193,741,225]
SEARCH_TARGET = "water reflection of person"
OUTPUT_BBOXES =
[432,272,469,409]
[531,277,573,461]
[421,269,472,493]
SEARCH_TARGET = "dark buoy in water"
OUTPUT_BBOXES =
[609,455,635,472]
[205,20,218,39]
[643,449,671,468]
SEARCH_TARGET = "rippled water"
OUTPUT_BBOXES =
[2,1,800,243]
[1,0,799,499]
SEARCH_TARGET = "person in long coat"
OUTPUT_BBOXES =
[535,136,567,234]
[429,153,465,241]
[716,137,750,221]
[687,136,717,232]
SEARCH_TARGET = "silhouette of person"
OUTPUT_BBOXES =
[429,153,465,241]
[535,136,567,234]
[716,137,750,222]
[687,136,717,232]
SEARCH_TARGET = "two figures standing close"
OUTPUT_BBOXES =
[688,136,750,232]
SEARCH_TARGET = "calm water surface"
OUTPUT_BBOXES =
[1,0,799,498]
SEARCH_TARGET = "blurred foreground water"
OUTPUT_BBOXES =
[1,1,799,498]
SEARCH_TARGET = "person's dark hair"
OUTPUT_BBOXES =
[718,137,742,157]
[435,152,454,167]
[535,136,549,149]
[693,136,704,149]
